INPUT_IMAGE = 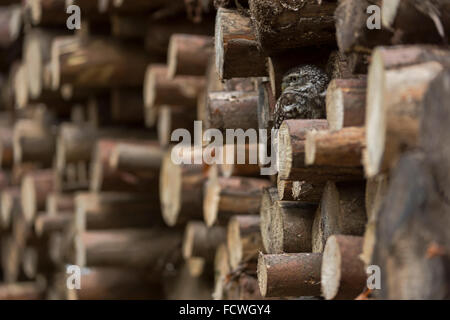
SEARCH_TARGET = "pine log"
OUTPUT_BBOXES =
[227,215,263,270]
[23,29,66,100]
[420,69,450,223]
[335,0,392,53]
[0,187,20,230]
[160,147,207,226]
[109,141,163,173]
[110,88,145,126]
[26,0,67,27]
[264,201,316,254]
[55,122,97,172]
[41,194,64,220]
[12,62,27,109]
[276,177,296,201]
[13,119,56,166]
[372,152,450,299]
[277,178,324,203]
[382,0,450,45]
[305,127,365,167]
[143,64,205,111]
[365,46,450,177]
[312,181,366,253]
[257,253,322,297]
[186,257,207,278]
[90,139,159,193]
[326,77,367,131]
[1,235,23,282]
[278,119,329,179]
[203,176,270,227]
[182,221,226,263]
[22,240,54,278]
[157,105,196,148]
[248,0,336,54]
[212,243,230,300]
[214,8,266,79]
[167,34,214,78]
[0,126,13,168]
[325,51,353,80]
[257,80,276,130]
[144,15,214,57]
[21,170,55,224]
[67,267,164,300]
[0,281,46,300]
[0,5,22,48]
[110,15,147,39]
[260,187,278,253]
[51,36,154,89]
[75,229,181,270]
[111,0,179,13]
[321,235,366,300]
[34,212,73,237]
[206,91,258,131]
[278,119,362,181]
[75,192,163,231]
[360,174,388,267]
[219,143,261,178]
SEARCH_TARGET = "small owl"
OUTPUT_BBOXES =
[273,65,329,129]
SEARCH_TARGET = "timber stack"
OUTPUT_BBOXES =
[0,0,448,300]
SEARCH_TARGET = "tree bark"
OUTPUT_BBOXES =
[227,215,263,270]
[76,229,182,270]
[160,147,207,226]
[321,235,366,300]
[215,8,267,79]
[305,127,365,167]
[206,91,259,131]
[326,77,367,131]
[248,0,336,54]
[75,192,163,231]
[312,181,366,253]
[257,252,322,297]
[167,34,214,78]
[143,64,206,110]
[204,176,270,226]
[365,46,450,177]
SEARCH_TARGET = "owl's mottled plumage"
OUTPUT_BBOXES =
[273,65,329,129]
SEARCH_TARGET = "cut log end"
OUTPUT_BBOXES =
[160,152,182,227]
[24,37,43,99]
[321,235,342,300]
[326,84,344,131]
[227,216,242,270]
[321,235,366,300]
[365,50,386,178]
[167,37,178,79]
[21,174,36,223]
[203,178,220,227]
[305,130,317,166]
[277,122,293,180]
[257,253,269,297]
[381,0,401,29]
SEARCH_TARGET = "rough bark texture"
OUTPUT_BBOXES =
[249,0,337,54]
[312,181,367,253]
[326,77,367,131]
[257,252,322,297]
[215,8,267,79]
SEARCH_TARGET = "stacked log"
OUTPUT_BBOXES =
[0,0,448,301]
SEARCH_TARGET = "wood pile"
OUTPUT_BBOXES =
[0,0,449,300]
